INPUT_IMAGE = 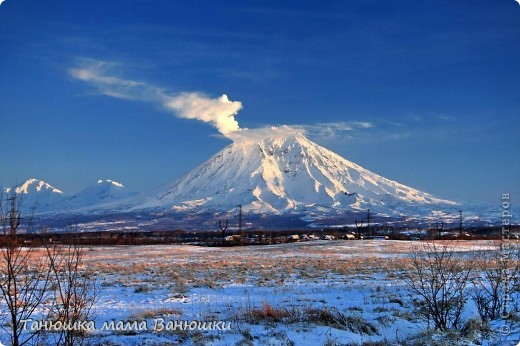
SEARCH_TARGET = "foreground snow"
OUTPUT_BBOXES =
[1,240,518,345]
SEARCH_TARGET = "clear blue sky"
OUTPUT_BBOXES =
[1,0,519,204]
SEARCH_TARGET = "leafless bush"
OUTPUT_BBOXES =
[0,193,98,346]
[46,227,98,346]
[471,240,520,322]
[0,192,53,346]
[403,241,473,331]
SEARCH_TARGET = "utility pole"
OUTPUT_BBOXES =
[435,221,444,240]
[218,219,228,238]
[367,209,371,237]
[355,218,364,240]
[7,195,21,236]
[458,210,463,237]
[237,204,243,243]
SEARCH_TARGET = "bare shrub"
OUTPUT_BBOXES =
[0,193,53,346]
[403,241,473,331]
[0,193,98,346]
[46,229,98,346]
[460,316,489,341]
[471,240,520,322]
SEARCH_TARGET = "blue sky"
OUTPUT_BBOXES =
[1,0,519,204]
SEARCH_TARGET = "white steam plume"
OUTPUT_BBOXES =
[69,59,242,137]
[164,93,241,135]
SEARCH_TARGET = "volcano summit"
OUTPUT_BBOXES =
[130,126,458,218]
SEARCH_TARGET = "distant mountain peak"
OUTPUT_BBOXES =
[15,178,63,195]
[97,179,124,188]
[0,178,64,212]
[63,179,136,210]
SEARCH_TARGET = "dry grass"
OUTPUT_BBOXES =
[1,241,487,308]
[70,240,490,295]
[247,302,294,323]
[235,301,379,335]
[130,307,183,320]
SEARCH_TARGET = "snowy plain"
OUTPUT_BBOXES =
[1,240,518,346]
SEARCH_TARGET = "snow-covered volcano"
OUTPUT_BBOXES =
[138,127,458,216]
[1,128,461,222]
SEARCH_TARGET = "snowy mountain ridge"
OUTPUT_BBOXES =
[4,178,64,195]
[131,127,458,217]
[1,178,135,213]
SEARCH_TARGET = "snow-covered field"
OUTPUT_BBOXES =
[1,240,518,345]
